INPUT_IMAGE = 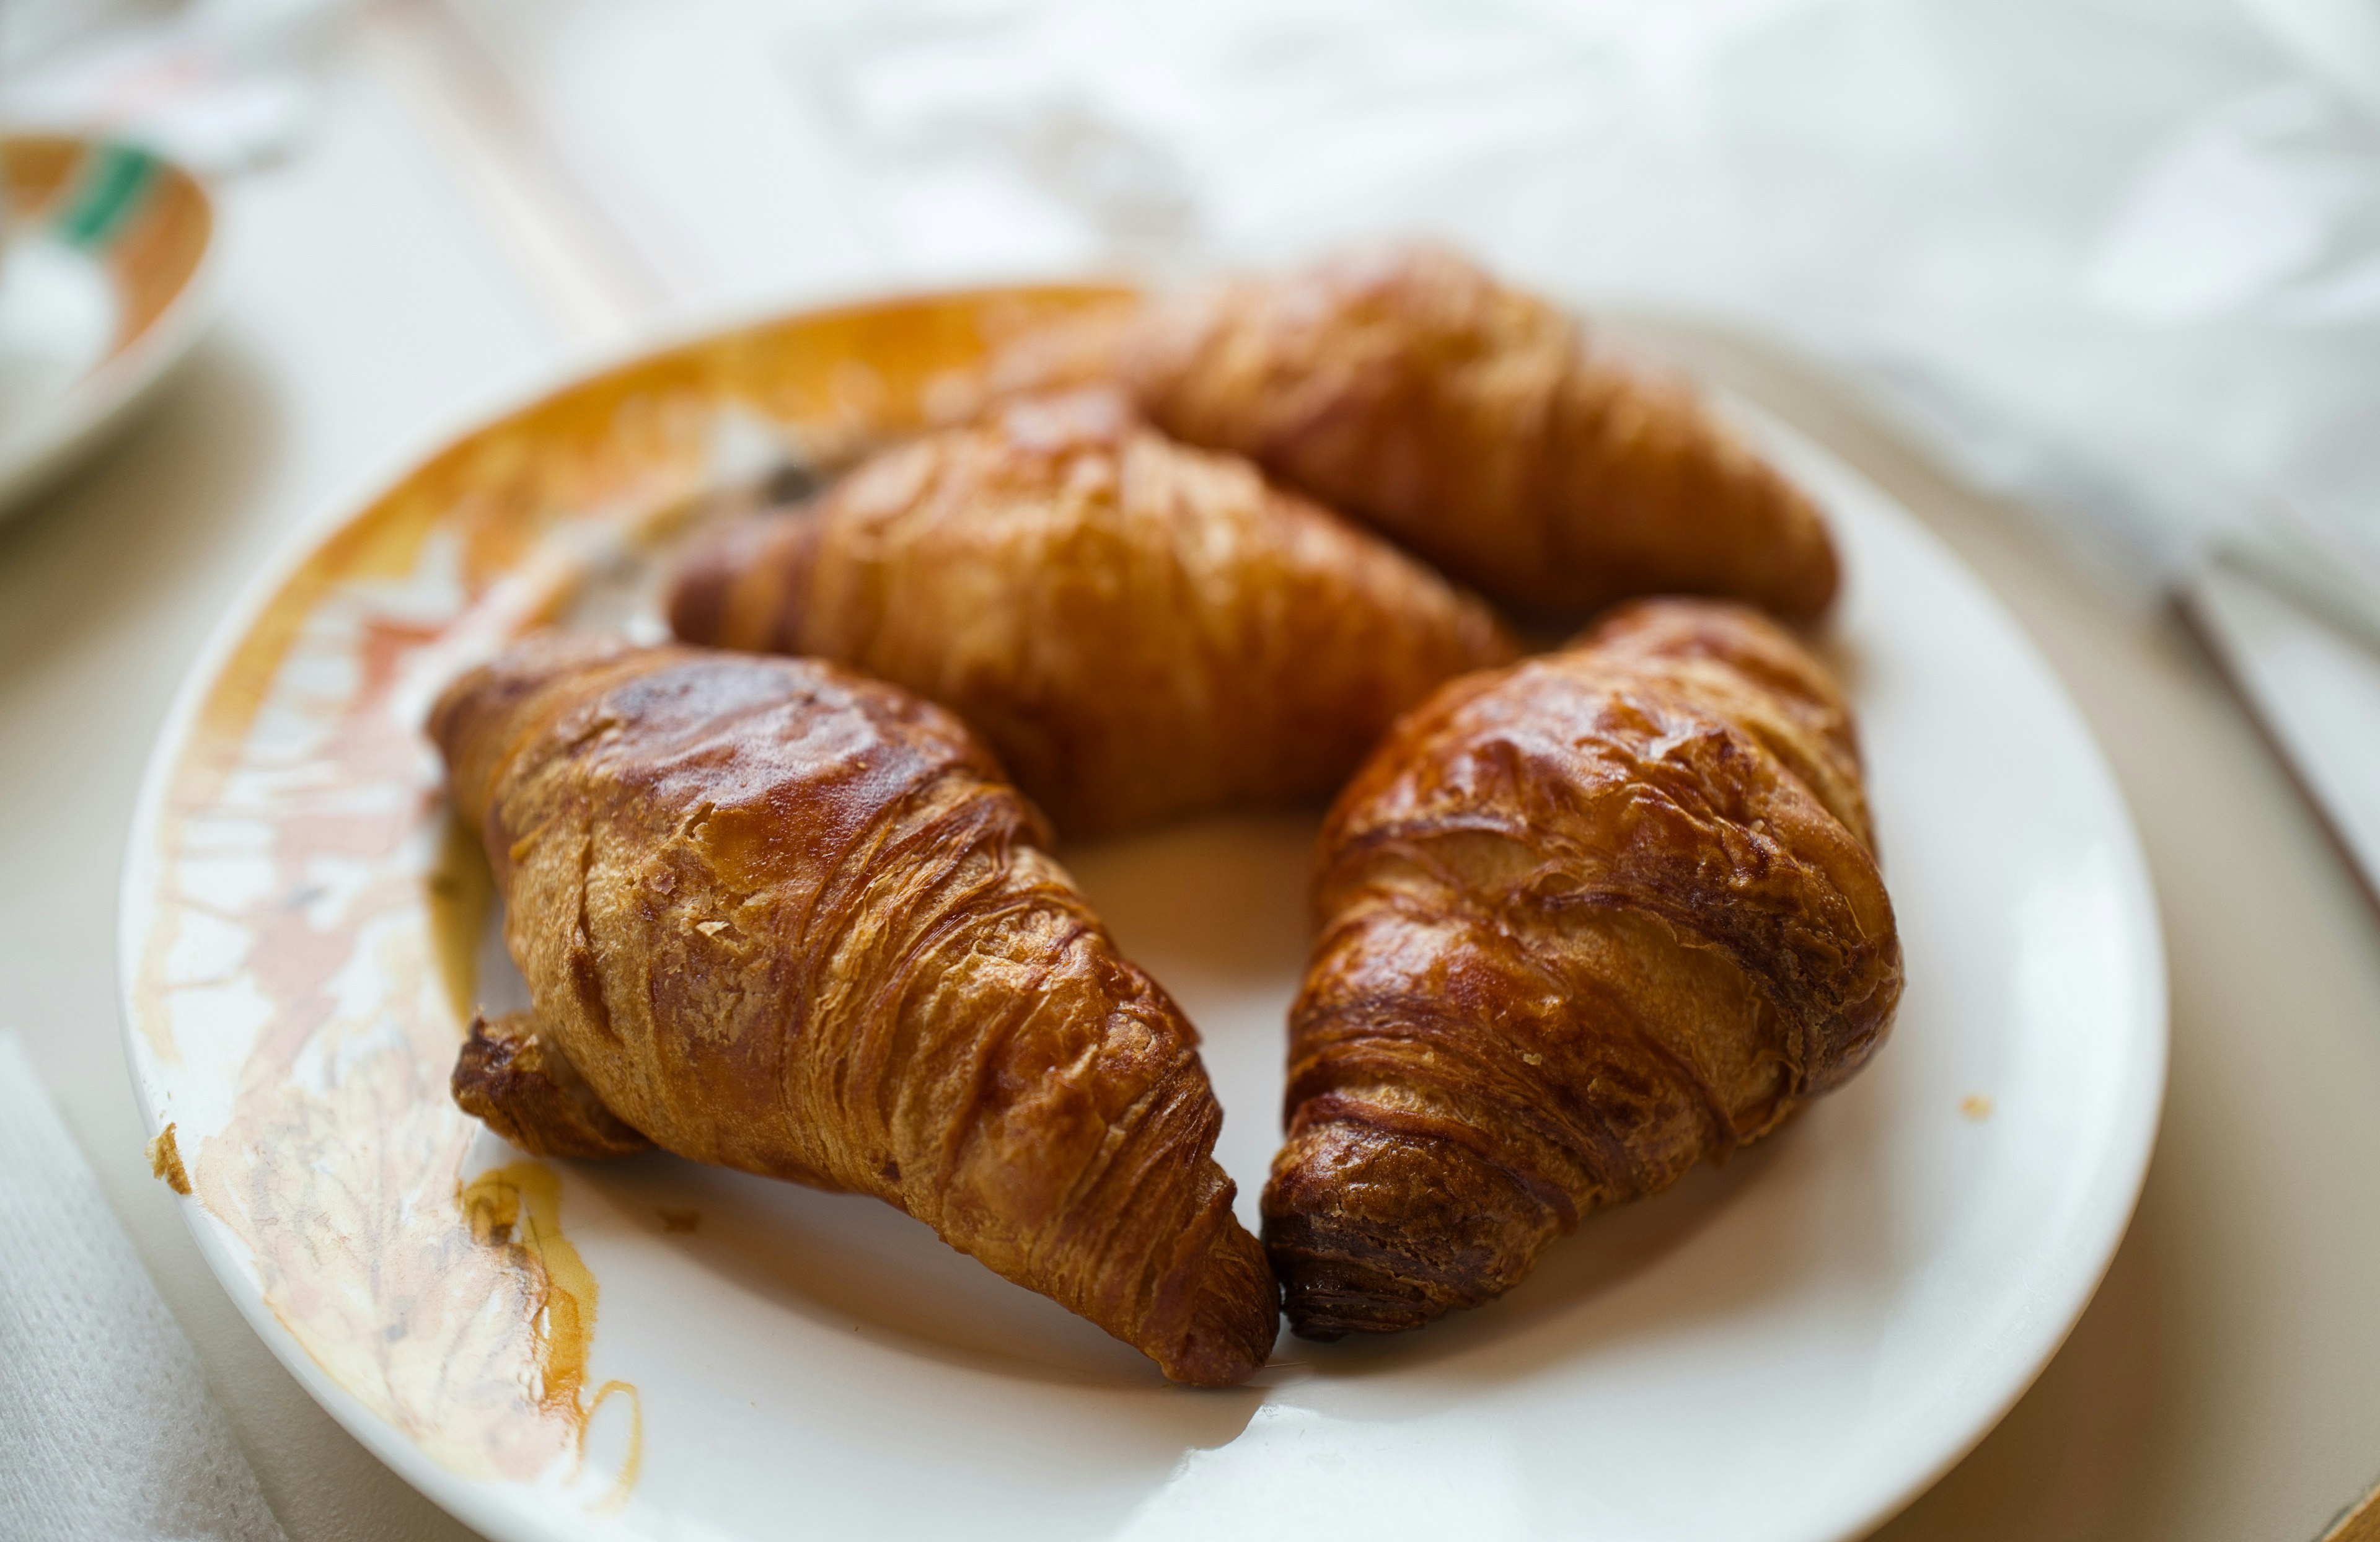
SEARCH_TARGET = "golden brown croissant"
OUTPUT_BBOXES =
[433,632,1277,1385]
[1263,598,1901,1337]
[669,388,1520,835]
[982,245,1839,623]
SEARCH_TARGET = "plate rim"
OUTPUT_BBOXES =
[116,289,2170,1542]
[1739,408,2170,1541]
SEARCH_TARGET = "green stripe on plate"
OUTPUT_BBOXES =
[56,144,160,251]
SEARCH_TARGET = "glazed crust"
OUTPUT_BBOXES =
[668,389,1520,835]
[433,632,1277,1385]
[1262,599,1901,1337]
[984,245,1840,623]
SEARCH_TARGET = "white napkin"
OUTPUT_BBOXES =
[0,1033,286,1542]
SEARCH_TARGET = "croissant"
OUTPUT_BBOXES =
[433,632,1277,1385]
[1263,598,1902,1338]
[669,388,1520,835]
[981,244,1838,623]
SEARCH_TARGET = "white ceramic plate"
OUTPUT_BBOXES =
[0,137,216,523]
[121,290,2164,1542]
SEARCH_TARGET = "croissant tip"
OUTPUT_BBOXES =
[1271,1253,1458,1341]
[1153,1217,1280,1387]
[666,509,826,651]
[1160,1338,1269,1388]
[664,526,751,646]
[451,1011,652,1160]
[664,552,732,646]
[1261,1116,1562,1339]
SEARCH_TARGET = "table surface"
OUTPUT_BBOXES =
[7,20,2380,1542]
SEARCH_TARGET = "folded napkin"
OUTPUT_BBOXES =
[0,1032,286,1542]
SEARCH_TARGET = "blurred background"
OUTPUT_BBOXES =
[4,2,2380,1539]
[14,0,2380,585]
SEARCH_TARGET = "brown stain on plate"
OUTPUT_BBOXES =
[428,811,497,1031]
[146,1123,191,1194]
[581,1380,645,1516]
[462,1163,600,1419]
[123,284,1132,1492]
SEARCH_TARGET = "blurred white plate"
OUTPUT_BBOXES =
[120,289,2164,1542]
[0,136,215,523]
